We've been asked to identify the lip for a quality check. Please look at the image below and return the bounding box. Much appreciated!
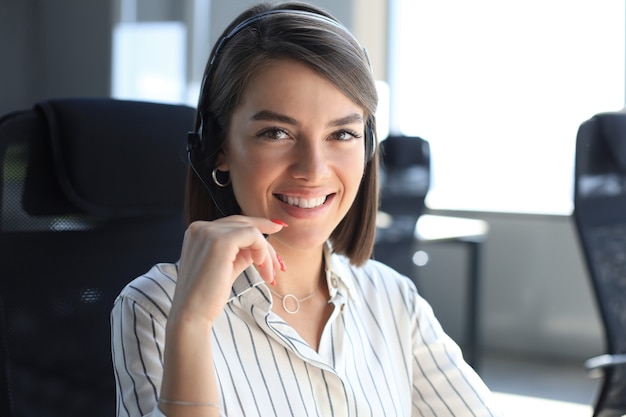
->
[273,192,336,218]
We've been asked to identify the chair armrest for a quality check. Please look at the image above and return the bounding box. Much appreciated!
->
[584,353,626,378]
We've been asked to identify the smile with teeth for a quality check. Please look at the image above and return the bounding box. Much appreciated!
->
[277,194,329,209]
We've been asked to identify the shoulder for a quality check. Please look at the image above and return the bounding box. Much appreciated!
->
[332,254,420,308]
[114,262,178,322]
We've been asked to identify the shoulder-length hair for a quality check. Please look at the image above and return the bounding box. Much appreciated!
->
[185,1,379,266]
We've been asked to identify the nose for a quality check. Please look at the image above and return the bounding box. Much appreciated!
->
[290,138,331,182]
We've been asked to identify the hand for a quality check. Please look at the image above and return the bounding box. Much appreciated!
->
[171,216,286,326]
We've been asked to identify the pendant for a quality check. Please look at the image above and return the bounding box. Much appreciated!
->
[281,294,301,314]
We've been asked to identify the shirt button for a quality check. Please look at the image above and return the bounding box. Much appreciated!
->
[331,276,338,288]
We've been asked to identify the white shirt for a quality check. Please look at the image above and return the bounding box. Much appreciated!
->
[111,244,503,417]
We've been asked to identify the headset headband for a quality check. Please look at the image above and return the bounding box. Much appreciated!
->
[193,7,376,162]
[210,9,371,67]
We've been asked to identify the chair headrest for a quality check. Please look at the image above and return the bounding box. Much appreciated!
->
[380,135,430,170]
[22,98,194,218]
[593,111,626,171]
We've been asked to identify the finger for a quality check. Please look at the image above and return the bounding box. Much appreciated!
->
[233,218,286,282]
[244,232,285,286]
[254,229,286,278]
[262,242,285,284]
[254,218,288,274]
[234,216,287,238]
[182,217,286,286]
[255,256,276,286]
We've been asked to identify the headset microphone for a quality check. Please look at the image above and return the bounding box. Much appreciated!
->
[187,130,228,217]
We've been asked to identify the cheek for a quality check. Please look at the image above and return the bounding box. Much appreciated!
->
[232,154,279,185]
[340,157,366,198]
[346,152,367,181]
[228,159,277,214]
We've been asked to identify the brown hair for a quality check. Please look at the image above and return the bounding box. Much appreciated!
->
[185,1,379,265]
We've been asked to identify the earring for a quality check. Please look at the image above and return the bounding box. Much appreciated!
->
[211,167,231,187]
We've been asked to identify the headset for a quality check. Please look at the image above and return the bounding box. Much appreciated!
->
[187,8,377,216]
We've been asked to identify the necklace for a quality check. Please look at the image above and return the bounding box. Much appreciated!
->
[269,283,321,314]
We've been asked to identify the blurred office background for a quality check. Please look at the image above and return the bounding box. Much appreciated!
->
[2,0,624,414]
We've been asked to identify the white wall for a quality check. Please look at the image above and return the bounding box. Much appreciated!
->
[417,210,603,362]
[0,0,112,115]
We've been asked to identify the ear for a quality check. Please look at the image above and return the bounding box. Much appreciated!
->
[214,149,229,172]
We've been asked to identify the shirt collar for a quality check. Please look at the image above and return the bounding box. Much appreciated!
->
[226,241,360,308]
[323,241,360,307]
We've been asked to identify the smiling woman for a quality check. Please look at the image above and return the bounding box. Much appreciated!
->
[110,2,504,417]
[221,59,366,252]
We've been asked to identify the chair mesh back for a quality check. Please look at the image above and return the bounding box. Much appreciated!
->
[0,98,194,417]
[574,112,626,417]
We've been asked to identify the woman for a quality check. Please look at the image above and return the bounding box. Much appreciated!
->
[111,2,503,416]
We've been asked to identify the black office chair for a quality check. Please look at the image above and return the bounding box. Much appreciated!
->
[374,135,430,279]
[573,110,626,417]
[0,98,194,417]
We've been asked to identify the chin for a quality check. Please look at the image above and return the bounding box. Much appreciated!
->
[277,227,331,251]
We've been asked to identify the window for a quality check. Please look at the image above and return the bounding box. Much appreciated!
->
[389,1,625,214]
[112,22,187,104]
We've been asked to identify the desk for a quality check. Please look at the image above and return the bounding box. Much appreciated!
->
[414,214,489,370]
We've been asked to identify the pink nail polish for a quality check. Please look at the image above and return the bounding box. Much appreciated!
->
[271,219,288,227]
[276,253,286,272]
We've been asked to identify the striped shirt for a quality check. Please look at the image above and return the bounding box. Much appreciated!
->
[111,244,503,417]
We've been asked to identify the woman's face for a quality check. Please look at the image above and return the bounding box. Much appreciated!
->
[218,59,366,251]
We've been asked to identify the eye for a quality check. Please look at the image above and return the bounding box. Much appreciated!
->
[257,127,290,140]
[331,129,362,141]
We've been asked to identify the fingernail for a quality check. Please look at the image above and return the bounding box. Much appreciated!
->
[276,253,286,272]
[271,219,288,227]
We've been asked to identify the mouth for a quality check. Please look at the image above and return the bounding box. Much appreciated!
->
[275,194,331,209]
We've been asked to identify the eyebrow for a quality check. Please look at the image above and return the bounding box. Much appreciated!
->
[250,110,364,128]
[329,113,364,127]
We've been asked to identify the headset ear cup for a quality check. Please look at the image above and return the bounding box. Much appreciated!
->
[188,107,206,158]
[188,111,221,161]
[187,131,202,156]
[366,120,376,161]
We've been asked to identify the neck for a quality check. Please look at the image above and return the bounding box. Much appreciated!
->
[269,242,326,297]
